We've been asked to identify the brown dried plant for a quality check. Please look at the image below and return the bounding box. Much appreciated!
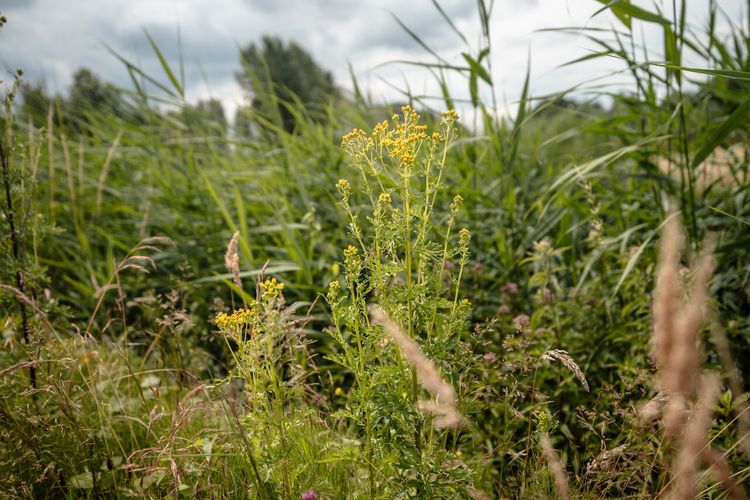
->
[541,434,570,500]
[369,305,462,429]
[652,213,715,437]
[224,231,242,291]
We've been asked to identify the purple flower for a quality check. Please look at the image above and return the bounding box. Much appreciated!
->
[301,490,317,500]
[512,314,530,331]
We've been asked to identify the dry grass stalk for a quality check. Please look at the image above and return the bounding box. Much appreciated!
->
[709,322,750,461]
[369,305,461,428]
[225,231,243,290]
[541,434,570,500]
[95,129,123,213]
[703,447,749,500]
[669,374,719,500]
[652,214,715,437]
[652,214,683,372]
[540,349,589,392]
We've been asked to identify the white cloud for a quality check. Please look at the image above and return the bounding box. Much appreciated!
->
[1,0,745,121]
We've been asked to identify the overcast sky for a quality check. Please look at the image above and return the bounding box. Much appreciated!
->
[0,0,746,119]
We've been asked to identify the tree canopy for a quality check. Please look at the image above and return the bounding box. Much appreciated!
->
[236,36,337,133]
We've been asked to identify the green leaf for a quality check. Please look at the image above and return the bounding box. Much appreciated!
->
[69,472,94,489]
[691,93,750,169]
[462,53,492,85]
[143,29,184,99]
[469,72,478,108]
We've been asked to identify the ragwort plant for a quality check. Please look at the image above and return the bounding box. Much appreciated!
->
[325,106,482,497]
[215,276,354,499]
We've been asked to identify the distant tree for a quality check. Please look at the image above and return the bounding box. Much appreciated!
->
[236,36,337,133]
[19,82,52,129]
[182,98,227,135]
[63,68,130,134]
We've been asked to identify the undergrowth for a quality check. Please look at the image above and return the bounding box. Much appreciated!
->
[2,1,750,498]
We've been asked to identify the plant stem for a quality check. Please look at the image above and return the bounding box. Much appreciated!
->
[1,124,36,389]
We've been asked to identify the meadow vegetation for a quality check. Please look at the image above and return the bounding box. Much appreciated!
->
[1,1,750,497]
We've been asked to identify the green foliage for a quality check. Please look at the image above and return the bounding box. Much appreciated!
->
[325,107,482,496]
[1,1,750,497]
[236,35,338,134]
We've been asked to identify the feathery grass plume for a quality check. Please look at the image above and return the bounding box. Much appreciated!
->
[702,447,749,500]
[541,434,570,500]
[95,129,123,214]
[369,305,461,429]
[652,213,715,437]
[652,213,683,372]
[225,231,243,290]
[669,373,719,500]
[710,322,750,460]
[540,349,589,392]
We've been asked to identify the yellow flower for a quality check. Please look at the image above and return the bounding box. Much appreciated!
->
[334,387,344,396]
[261,277,285,299]
[343,245,359,258]
[215,307,255,329]
[336,179,351,199]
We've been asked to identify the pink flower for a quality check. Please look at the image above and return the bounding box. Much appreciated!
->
[501,282,519,295]
[512,314,530,331]
[482,352,497,362]
[301,490,317,500]
[498,304,511,315]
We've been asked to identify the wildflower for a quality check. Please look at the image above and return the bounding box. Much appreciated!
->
[343,245,361,274]
[327,280,340,301]
[501,282,519,295]
[512,314,530,331]
[336,178,351,202]
[534,239,551,253]
[215,307,254,329]
[260,277,285,300]
[498,304,511,315]
[377,192,391,206]
[442,260,455,271]
[441,110,459,129]
[301,490,317,500]
[450,194,463,214]
[334,387,343,396]
[459,228,471,247]
[454,450,463,459]
[482,352,497,363]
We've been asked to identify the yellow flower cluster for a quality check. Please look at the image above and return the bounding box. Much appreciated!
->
[340,128,372,158]
[379,105,429,166]
[450,194,463,214]
[459,227,471,247]
[340,105,459,169]
[377,192,392,205]
[336,178,351,195]
[343,245,359,259]
[441,109,459,125]
[216,307,254,329]
[261,277,285,299]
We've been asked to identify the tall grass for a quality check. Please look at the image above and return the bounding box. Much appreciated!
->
[1,0,750,497]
